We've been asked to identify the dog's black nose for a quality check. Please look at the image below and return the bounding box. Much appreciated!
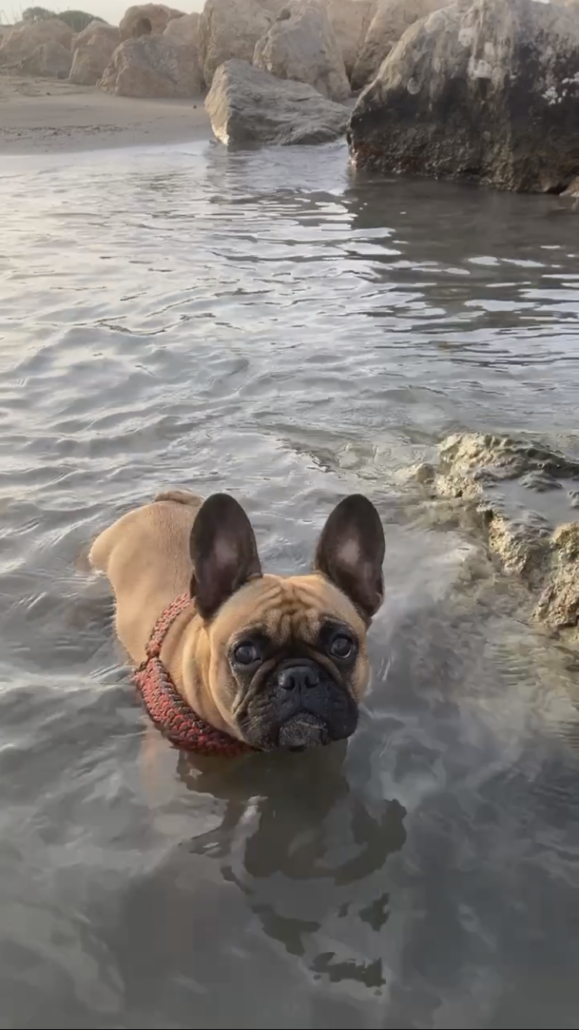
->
[278,664,320,692]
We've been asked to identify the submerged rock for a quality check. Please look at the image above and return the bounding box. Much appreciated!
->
[253,0,351,102]
[99,33,203,96]
[205,57,349,145]
[405,432,579,643]
[348,0,579,193]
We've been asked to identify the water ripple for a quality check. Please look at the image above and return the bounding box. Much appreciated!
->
[0,140,578,1028]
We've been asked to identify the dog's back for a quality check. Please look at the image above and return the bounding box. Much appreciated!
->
[89,490,203,660]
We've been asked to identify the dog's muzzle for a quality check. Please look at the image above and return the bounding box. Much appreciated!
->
[273,658,357,751]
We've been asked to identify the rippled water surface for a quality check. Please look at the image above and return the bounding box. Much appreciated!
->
[1,139,579,1029]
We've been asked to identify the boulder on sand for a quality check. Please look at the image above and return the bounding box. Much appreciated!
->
[322,0,377,81]
[0,18,74,67]
[199,0,273,87]
[205,57,349,146]
[351,0,452,91]
[163,11,200,46]
[254,0,350,102]
[69,23,121,85]
[98,33,203,96]
[348,0,579,193]
[74,21,121,49]
[119,3,186,41]
[17,39,73,78]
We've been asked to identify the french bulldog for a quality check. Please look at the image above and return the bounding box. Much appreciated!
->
[89,489,385,751]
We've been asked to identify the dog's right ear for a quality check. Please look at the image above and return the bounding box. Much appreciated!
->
[189,493,262,620]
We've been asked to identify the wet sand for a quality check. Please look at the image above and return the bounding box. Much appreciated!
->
[0,74,211,154]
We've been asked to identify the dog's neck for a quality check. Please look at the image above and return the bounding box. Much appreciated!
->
[158,605,238,741]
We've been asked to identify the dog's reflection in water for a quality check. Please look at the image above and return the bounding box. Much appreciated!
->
[173,740,406,981]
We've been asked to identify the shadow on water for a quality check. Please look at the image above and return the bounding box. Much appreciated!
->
[0,140,579,1027]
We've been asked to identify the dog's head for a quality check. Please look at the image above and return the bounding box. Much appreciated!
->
[189,493,385,751]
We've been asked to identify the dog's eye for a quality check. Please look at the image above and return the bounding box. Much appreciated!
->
[329,634,355,659]
[233,641,260,666]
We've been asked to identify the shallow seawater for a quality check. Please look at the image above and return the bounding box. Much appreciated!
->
[1,138,579,1029]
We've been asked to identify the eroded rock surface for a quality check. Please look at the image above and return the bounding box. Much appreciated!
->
[404,432,579,642]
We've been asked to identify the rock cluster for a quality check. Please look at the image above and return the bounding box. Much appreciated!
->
[5,0,577,171]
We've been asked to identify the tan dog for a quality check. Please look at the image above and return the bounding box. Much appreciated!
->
[89,489,385,752]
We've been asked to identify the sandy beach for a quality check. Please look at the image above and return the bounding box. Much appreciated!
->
[0,73,212,154]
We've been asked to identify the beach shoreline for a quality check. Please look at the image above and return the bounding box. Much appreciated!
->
[0,74,212,155]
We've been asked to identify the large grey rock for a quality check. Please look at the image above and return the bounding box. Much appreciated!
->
[254,0,350,101]
[350,0,452,90]
[348,0,579,193]
[73,21,121,50]
[322,0,377,80]
[205,57,349,145]
[199,0,274,88]
[98,33,203,96]
[163,11,200,46]
[70,23,121,85]
[405,432,579,643]
[17,39,73,78]
[0,18,74,67]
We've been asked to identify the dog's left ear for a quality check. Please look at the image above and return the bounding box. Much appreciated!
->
[190,493,262,620]
[314,494,385,620]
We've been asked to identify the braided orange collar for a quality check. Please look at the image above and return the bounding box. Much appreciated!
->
[133,594,251,757]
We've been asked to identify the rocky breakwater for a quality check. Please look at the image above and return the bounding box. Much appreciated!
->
[403,433,579,646]
[348,0,579,193]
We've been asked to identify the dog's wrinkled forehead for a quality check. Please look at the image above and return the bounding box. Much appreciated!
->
[208,572,367,646]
